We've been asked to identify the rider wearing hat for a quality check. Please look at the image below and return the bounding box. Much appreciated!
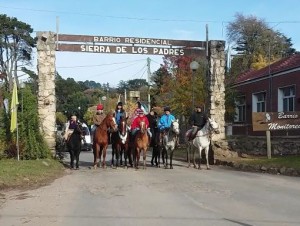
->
[130,109,152,141]
[158,106,176,132]
[188,104,208,141]
[91,104,106,141]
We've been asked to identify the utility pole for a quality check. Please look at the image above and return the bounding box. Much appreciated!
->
[147,57,151,112]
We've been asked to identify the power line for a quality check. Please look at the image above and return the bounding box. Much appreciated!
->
[56,59,146,69]
[2,5,300,24]
[86,61,141,80]
[0,5,222,23]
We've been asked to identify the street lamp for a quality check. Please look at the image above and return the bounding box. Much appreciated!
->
[78,106,81,120]
[190,61,200,109]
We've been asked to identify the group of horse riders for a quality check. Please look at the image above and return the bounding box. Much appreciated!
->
[64,101,208,148]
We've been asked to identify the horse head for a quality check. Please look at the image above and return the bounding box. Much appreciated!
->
[118,117,127,136]
[208,117,220,134]
[105,113,118,132]
[139,120,147,134]
[171,119,180,135]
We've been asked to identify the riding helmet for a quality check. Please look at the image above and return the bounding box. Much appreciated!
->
[97,104,104,110]
[164,106,171,112]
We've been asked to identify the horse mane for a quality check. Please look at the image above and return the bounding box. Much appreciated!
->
[99,113,113,130]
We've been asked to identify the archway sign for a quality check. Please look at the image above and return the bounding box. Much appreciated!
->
[36,32,226,154]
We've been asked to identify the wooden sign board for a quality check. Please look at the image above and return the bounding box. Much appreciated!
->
[252,112,300,131]
[57,34,206,48]
[57,43,206,57]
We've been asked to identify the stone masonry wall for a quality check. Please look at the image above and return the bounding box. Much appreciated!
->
[208,40,226,142]
[36,32,56,154]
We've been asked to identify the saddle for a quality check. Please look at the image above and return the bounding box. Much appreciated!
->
[187,127,200,141]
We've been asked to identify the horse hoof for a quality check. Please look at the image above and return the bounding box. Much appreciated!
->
[207,167,211,170]
[75,167,79,170]
[93,165,97,169]
[170,166,173,169]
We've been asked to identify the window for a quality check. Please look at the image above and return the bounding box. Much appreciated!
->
[278,86,295,112]
[252,92,266,112]
[235,96,246,122]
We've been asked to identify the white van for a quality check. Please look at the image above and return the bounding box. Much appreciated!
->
[81,123,92,151]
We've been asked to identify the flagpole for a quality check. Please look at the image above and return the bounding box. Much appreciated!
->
[16,121,19,161]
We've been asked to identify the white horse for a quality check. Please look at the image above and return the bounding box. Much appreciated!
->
[186,118,219,170]
[161,119,180,169]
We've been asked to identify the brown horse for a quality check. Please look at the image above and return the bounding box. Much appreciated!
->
[93,113,118,169]
[111,117,132,168]
[133,120,150,169]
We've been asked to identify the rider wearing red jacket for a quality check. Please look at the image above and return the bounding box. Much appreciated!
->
[131,109,149,133]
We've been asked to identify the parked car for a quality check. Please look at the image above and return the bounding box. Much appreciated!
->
[81,123,92,151]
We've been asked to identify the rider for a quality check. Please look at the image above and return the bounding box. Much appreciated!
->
[188,105,208,141]
[146,108,158,147]
[158,106,176,133]
[91,104,106,141]
[130,109,151,142]
[114,101,128,127]
[64,114,81,141]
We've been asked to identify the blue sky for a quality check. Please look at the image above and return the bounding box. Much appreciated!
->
[1,0,300,87]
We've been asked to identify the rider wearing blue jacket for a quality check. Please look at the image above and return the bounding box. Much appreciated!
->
[158,106,175,131]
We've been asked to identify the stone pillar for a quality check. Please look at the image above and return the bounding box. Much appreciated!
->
[208,40,226,141]
[36,31,56,154]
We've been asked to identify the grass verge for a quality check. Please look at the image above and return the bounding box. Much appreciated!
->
[0,158,65,190]
[174,146,300,170]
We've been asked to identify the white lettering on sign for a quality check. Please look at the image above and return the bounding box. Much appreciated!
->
[153,47,184,56]
[93,36,121,43]
[268,123,300,130]
[81,45,111,53]
[131,46,148,54]
[80,45,186,56]
[116,46,127,53]
[124,38,171,46]
[278,112,299,119]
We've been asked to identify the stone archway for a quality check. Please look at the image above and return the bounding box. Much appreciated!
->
[36,32,226,154]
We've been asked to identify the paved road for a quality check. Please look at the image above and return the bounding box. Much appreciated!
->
[1,149,300,226]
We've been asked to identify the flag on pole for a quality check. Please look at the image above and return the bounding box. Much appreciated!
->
[10,80,19,133]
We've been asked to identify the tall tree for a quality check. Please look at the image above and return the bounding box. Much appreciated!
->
[0,14,35,90]
[151,56,207,117]
[227,13,296,76]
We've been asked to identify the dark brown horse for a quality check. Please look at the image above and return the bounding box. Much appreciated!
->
[111,117,132,168]
[66,122,84,169]
[93,113,118,169]
[133,120,149,169]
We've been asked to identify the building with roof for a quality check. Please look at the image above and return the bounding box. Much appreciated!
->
[230,53,300,136]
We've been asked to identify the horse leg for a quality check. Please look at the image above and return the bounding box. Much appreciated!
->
[143,148,147,170]
[75,146,81,169]
[205,147,210,170]
[111,145,115,168]
[136,148,140,169]
[187,144,191,168]
[170,149,174,169]
[164,149,168,169]
[128,146,133,167]
[69,147,75,169]
[120,147,123,166]
[157,145,161,168]
[102,146,107,168]
[151,146,155,166]
[93,144,99,169]
[193,147,197,169]
[198,147,202,170]
[116,145,120,168]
